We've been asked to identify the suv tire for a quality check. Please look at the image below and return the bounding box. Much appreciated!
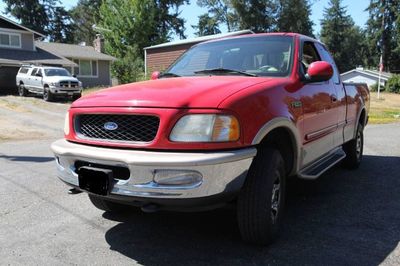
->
[343,123,364,169]
[237,148,286,245]
[43,87,54,102]
[18,83,27,97]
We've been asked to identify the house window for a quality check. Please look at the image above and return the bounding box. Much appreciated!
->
[70,58,98,77]
[0,32,21,48]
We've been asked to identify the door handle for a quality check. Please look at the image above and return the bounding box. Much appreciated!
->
[331,94,337,102]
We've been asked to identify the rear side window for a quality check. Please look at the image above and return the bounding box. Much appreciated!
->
[19,67,29,74]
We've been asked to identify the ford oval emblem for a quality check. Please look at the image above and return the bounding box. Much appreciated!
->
[104,121,118,131]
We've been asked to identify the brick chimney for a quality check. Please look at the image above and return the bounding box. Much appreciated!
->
[93,34,105,53]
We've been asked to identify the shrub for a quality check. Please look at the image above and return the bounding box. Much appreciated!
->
[370,83,378,92]
[386,74,400,94]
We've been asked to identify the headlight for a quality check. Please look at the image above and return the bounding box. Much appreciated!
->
[50,82,57,86]
[64,111,70,135]
[170,114,240,142]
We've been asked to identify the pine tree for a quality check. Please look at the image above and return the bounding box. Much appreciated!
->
[365,0,400,72]
[320,0,366,72]
[70,0,102,45]
[231,0,278,32]
[197,0,237,32]
[193,14,221,36]
[277,0,314,36]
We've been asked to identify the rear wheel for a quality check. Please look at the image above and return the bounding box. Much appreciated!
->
[43,87,53,102]
[18,83,27,97]
[343,123,364,169]
[88,194,127,212]
[237,148,286,245]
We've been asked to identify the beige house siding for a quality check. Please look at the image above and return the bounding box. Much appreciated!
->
[77,60,111,88]
[21,32,34,51]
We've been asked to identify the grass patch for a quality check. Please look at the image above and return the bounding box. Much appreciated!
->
[369,92,400,124]
[82,86,108,96]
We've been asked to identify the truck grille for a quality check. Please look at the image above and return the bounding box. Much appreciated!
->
[75,114,160,143]
[60,81,79,88]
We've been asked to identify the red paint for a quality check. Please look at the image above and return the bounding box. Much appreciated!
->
[307,61,333,82]
[66,33,369,151]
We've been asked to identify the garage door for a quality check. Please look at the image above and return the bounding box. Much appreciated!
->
[0,66,19,90]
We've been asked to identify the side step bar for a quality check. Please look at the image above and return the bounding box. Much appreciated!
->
[298,148,346,180]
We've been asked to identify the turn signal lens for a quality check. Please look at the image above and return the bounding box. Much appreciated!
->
[212,115,240,141]
[63,111,70,136]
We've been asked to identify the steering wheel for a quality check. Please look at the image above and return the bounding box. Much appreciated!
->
[258,65,279,72]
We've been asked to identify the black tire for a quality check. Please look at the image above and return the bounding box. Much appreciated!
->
[342,123,364,169]
[88,194,127,212]
[237,148,286,245]
[18,83,27,97]
[43,87,53,102]
[72,93,81,101]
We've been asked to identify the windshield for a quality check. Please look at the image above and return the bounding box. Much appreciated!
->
[166,35,294,77]
[44,68,71,77]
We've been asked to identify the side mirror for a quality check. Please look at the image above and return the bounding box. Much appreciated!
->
[35,73,42,77]
[150,71,160,80]
[305,61,333,82]
[72,74,77,78]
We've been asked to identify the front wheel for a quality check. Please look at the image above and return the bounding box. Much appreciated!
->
[237,148,286,245]
[43,87,53,102]
[342,123,364,169]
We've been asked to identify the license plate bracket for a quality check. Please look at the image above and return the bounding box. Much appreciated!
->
[78,166,114,196]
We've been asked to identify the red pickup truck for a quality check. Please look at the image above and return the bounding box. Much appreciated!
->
[51,33,369,245]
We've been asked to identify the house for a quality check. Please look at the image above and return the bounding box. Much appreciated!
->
[0,15,115,89]
[143,30,254,76]
[341,67,392,88]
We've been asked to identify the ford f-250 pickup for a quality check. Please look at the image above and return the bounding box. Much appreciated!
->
[51,33,369,245]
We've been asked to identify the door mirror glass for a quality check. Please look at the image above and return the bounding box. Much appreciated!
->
[305,61,333,82]
[150,71,160,80]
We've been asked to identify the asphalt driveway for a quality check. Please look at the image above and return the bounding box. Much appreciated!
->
[0,95,399,265]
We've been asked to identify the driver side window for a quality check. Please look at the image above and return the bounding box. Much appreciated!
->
[301,42,321,74]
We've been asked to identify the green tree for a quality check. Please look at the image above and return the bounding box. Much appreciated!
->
[277,0,314,36]
[70,0,102,45]
[99,0,187,83]
[193,13,221,36]
[197,0,237,32]
[4,0,74,43]
[320,0,366,72]
[365,0,400,72]
[4,0,48,35]
[231,0,278,32]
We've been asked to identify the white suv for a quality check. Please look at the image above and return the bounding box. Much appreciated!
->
[16,65,83,101]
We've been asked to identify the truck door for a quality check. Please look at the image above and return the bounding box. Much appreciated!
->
[300,41,338,166]
[315,43,347,147]
[29,68,40,91]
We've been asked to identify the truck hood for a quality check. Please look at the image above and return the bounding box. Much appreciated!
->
[73,76,274,108]
[46,76,80,83]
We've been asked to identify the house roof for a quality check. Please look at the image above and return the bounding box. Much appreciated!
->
[144,30,254,50]
[35,42,116,61]
[0,47,76,66]
[341,68,392,81]
[0,15,45,38]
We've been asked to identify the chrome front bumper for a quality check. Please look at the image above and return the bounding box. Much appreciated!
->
[51,139,256,200]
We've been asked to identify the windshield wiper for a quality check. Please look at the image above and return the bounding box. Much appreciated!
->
[194,68,257,77]
[158,72,181,78]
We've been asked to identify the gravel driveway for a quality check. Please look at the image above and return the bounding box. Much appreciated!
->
[0,95,399,265]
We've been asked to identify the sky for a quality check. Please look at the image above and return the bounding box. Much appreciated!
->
[0,0,370,40]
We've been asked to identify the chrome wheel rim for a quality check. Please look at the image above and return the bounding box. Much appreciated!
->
[271,173,281,224]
